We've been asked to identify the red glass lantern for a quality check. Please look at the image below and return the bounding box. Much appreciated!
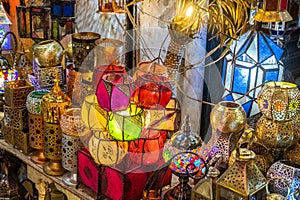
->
[92,65,125,89]
[96,73,135,112]
[132,74,172,109]
[128,129,167,165]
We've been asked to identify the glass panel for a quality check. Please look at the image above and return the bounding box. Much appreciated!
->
[242,100,252,116]
[232,67,249,94]
[265,70,278,81]
[0,25,11,50]
[280,0,288,10]
[16,6,31,38]
[263,34,284,60]
[52,4,62,16]
[63,4,74,16]
[258,33,273,63]
[246,35,258,63]
[266,0,278,11]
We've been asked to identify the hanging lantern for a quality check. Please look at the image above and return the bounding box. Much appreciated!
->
[30,6,51,41]
[16,6,31,38]
[132,74,172,109]
[51,0,76,18]
[97,0,126,13]
[222,29,285,117]
[108,104,144,141]
[41,78,71,176]
[254,0,293,22]
[128,129,166,165]
[81,94,108,131]
[60,108,83,186]
[26,89,50,165]
[257,82,300,121]
[88,130,128,165]
[96,73,135,112]
[267,160,300,199]
[216,146,267,200]
[163,115,207,200]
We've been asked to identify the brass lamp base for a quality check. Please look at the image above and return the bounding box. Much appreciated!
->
[43,160,66,176]
[62,172,77,186]
[30,150,49,165]
[164,177,191,200]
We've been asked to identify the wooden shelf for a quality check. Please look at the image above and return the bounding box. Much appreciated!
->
[0,139,98,200]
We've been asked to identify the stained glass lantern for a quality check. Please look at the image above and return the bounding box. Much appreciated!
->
[51,18,75,40]
[60,108,83,186]
[108,104,144,141]
[92,65,125,90]
[257,82,300,121]
[30,6,51,42]
[97,0,126,13]
[16,6,30,38]
[51,0,75,18]
[96,73,135,112]
[88,130,128,165]
[222,29,285,117]
[163,115,206,200]
[128,129,167,165]
[216,146,267,200]
[254,0,293,22]
[0,25,12,51]
[132,74,172,109]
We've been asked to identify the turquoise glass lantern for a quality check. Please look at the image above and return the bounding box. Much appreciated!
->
[222,30,285,117]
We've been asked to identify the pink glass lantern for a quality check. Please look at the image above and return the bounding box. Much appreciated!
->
[92,65,125,89]
[132,74,172,109]
[96,73,135,112]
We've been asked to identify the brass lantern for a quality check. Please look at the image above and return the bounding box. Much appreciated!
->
[254,0,293,22]
[41,78,72,176]
[216,146,267,200]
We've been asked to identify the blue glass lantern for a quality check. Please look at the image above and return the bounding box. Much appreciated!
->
[222,30,285,117]
[51,0,76,17]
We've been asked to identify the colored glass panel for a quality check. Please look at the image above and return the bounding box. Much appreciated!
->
[232,67,249,94]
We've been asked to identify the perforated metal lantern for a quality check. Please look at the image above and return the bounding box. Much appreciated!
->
[257,82,300,121]
[60,108,83,186]
[216,147,267,200]
[254,0,293,22]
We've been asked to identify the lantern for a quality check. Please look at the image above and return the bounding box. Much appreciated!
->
[283,141,300,165]
[92,64,125,89]
[30,6,51,41]
[60,108,83,186]
[163,115,206,200]
[41,78,71,176]
[266,178,290,200]
[254,0,293,22]
[81,94,108,131]
[88,130,128,165]
[96,73,135,112]
[128,129,166,165]
[216,147,267,200]
[108,104,144,141]
[257,82,300,121]
[26,89,50,165]
[222,30,285,117]
[133,61,168,81]
[16,6,31,38]
[267,160,300,199]
[51,0,76,19]
[132,73,172,109]
[97,0,126,13]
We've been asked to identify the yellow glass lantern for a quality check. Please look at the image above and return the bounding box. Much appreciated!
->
[257,82,300,121]
[41,78,71,176]
[216,146,267,200]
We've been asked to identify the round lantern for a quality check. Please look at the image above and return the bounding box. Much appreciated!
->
[88,130,128,165]
[133,61,168,80]
[60,108,83,186]
[33,40,63,67]
[128,129,167,165]
[210,101,246,135]
[257,82,300,121]
[92,65,125,89]
[96,73,135,112]
[81,94,108,130]
[26,89,50,115]
[132,73,172,109]
[108,104,144,141]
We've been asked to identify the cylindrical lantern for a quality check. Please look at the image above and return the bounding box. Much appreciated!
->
[257,82,300,121]
[133,61,168,81]
[41,79,71,176]
[108,104,144,141]
[88,130,128,165]
[256,116,297,158]
[92,65,125,89]
[26,89,49,165]
[72,32,100,69]
[96,73,135,112]
[61,108,83,186]
[132,74,172,109]
[210,101,246,135]
[81,95,108,131]
[33,40,64,67]
[128,129,166,165]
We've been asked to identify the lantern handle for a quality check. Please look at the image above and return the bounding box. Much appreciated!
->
[266,177,290,198]
[0,31,17,55]
[236,128,256,157]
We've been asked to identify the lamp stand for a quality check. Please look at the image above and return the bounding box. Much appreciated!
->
[164,175,191,200]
